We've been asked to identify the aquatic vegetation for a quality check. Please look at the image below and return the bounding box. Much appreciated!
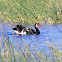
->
[0,22,62,62]
[0,0,62,24]
[0,35,62,62]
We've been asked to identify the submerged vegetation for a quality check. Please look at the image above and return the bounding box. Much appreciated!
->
[0,36,62,62]
[0,0,62,24]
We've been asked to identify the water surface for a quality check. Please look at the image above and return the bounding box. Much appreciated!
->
[0,22,62,56]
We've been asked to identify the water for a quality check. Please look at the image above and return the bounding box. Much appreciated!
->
[0,22,62,56]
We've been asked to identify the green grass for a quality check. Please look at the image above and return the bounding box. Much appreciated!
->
[0,1,62,61]
[0,0,62,24]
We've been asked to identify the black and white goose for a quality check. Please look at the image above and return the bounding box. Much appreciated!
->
[13,23,43,35]
[13,25,26,36]
[26,23,43,35]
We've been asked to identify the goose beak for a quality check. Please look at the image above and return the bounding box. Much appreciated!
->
[37,24,43,27]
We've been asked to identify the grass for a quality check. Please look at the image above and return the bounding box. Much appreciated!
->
[0,0,62,62]
[0,35,62,62]
[0,0,62,24]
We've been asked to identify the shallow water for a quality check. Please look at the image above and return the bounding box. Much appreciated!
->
[0,22,62,55]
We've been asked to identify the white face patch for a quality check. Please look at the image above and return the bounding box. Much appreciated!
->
[36,24,38,27]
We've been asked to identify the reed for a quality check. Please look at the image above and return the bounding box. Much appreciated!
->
[0,35,62,62]
[0,0,62,24]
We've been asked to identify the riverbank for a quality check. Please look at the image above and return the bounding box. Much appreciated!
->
[0,0,62,25]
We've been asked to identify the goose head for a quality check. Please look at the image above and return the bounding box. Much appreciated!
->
[35,23,43,28]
